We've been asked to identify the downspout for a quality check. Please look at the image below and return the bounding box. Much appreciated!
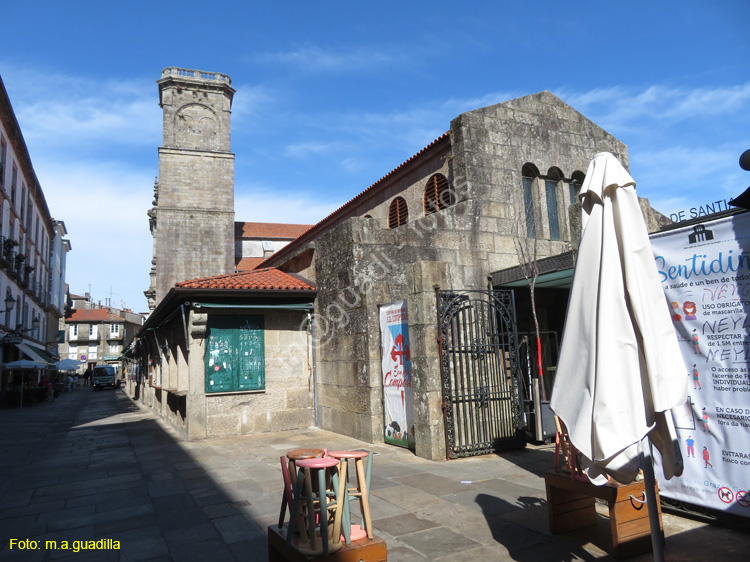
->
[310,312,318,427]
[180,304,189,354]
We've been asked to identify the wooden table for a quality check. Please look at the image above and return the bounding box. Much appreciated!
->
[268,525,387,562]
[544,469,661,559]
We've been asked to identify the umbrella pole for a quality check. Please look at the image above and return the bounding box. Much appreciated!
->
[640,437,664,562]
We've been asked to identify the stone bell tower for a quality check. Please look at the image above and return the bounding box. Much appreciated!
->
[146,67,236,309]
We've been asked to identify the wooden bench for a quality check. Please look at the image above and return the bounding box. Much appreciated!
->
[268,525,387,562]
[544,469,661,559]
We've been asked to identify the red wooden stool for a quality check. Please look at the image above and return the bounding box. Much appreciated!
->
[329,450,374,542]
[285,457,344,556]
[279,448,325,528]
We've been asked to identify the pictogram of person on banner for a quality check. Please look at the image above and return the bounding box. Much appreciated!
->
[685,435,695,458]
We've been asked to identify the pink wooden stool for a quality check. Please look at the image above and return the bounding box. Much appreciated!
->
[329,450,374,542]
[279,448,324,528]
[285,456,344,556]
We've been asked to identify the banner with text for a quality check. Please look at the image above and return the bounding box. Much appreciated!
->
[650,214,750,516]
[380,301,414,449]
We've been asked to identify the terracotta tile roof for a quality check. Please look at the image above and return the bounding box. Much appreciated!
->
[234,222,313,239]
[258,132,450,268]
[235,257,266,271]
[175,267,315,291]
[67,309,123,323]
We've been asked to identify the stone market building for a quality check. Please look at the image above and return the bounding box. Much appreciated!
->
[130,67,667,460]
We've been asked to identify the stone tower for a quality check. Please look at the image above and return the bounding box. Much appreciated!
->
[146,67,236,310]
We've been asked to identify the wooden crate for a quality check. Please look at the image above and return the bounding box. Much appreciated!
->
[544,469,661,559]
[268,525,387,562]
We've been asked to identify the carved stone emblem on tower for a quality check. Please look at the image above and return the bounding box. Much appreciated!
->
[173,104,219,150]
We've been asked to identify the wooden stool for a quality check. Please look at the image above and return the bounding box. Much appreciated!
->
[329,450,373,543]
[544,469,661,559]
[286,457,344,557]
[279,448,325,528]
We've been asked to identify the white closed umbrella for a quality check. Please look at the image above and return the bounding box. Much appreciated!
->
[550,152,687,560]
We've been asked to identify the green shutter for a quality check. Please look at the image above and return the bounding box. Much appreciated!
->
[237,316,264,390]
[205,315,264,393]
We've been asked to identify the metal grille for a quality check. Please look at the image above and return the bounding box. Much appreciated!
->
[437,289,525,458]
[388,197,408,229]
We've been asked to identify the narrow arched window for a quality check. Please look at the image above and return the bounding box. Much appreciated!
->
[388,197,408,229]
[423,174,454,215]
[521,163,540,239]
[569,171,585,203]
[545,167,563,241]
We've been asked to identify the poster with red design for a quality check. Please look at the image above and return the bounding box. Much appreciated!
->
[650,213,750,517]
[380,301,414,449]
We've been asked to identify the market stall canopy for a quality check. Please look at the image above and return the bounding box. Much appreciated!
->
[2,359,48,369]
[55,358,83,371]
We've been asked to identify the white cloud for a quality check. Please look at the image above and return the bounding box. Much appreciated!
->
[3,66,160,153]
[557,84,750,132]
[254,45,403,72]
[235,185,344,225]
[284,141,338,159]
[38,160,153,312]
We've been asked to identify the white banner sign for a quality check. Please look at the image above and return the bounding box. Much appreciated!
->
[651,214,750,517]
[380,301,414,449]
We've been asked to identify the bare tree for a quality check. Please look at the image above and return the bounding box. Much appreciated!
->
[512,182,546,440]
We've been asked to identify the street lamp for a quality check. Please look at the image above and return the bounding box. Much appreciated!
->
[0,295,15,313]
[16,316,40,334]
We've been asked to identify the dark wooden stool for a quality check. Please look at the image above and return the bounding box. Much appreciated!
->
[279,448,325,527]
[544,469,661,559]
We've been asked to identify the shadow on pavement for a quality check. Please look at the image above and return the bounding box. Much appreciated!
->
[0,386,271,561]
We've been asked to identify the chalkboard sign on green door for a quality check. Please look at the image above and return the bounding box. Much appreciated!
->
[205,315,264,393]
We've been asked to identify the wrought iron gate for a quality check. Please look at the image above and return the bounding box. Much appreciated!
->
[437,289,525,458]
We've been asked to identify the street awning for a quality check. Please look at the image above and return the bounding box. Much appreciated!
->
[17,342,54,366]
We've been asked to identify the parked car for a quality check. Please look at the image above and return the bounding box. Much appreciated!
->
[92,365,120,390]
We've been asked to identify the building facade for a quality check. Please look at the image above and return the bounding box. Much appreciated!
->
[0,75,69,406]
[60,293,144,373]
[126,269,315,438]
[235,222,312,272]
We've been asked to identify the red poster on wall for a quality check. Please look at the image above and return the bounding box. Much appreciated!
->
[380,301,414,449]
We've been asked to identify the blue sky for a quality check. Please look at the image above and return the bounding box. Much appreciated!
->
[1,1,748,313]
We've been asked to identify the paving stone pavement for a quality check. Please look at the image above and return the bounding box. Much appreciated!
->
[1,385,748,561]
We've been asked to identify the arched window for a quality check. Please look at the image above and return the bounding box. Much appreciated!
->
[569,170,585,203]
[545,167,563,241]
[4,288,12,328]
[423,174,454,215]
[388,197,408,229]
[521,163,540,238]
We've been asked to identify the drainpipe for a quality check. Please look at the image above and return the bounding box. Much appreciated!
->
[310,312,318,427]
[180,304,189,355]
